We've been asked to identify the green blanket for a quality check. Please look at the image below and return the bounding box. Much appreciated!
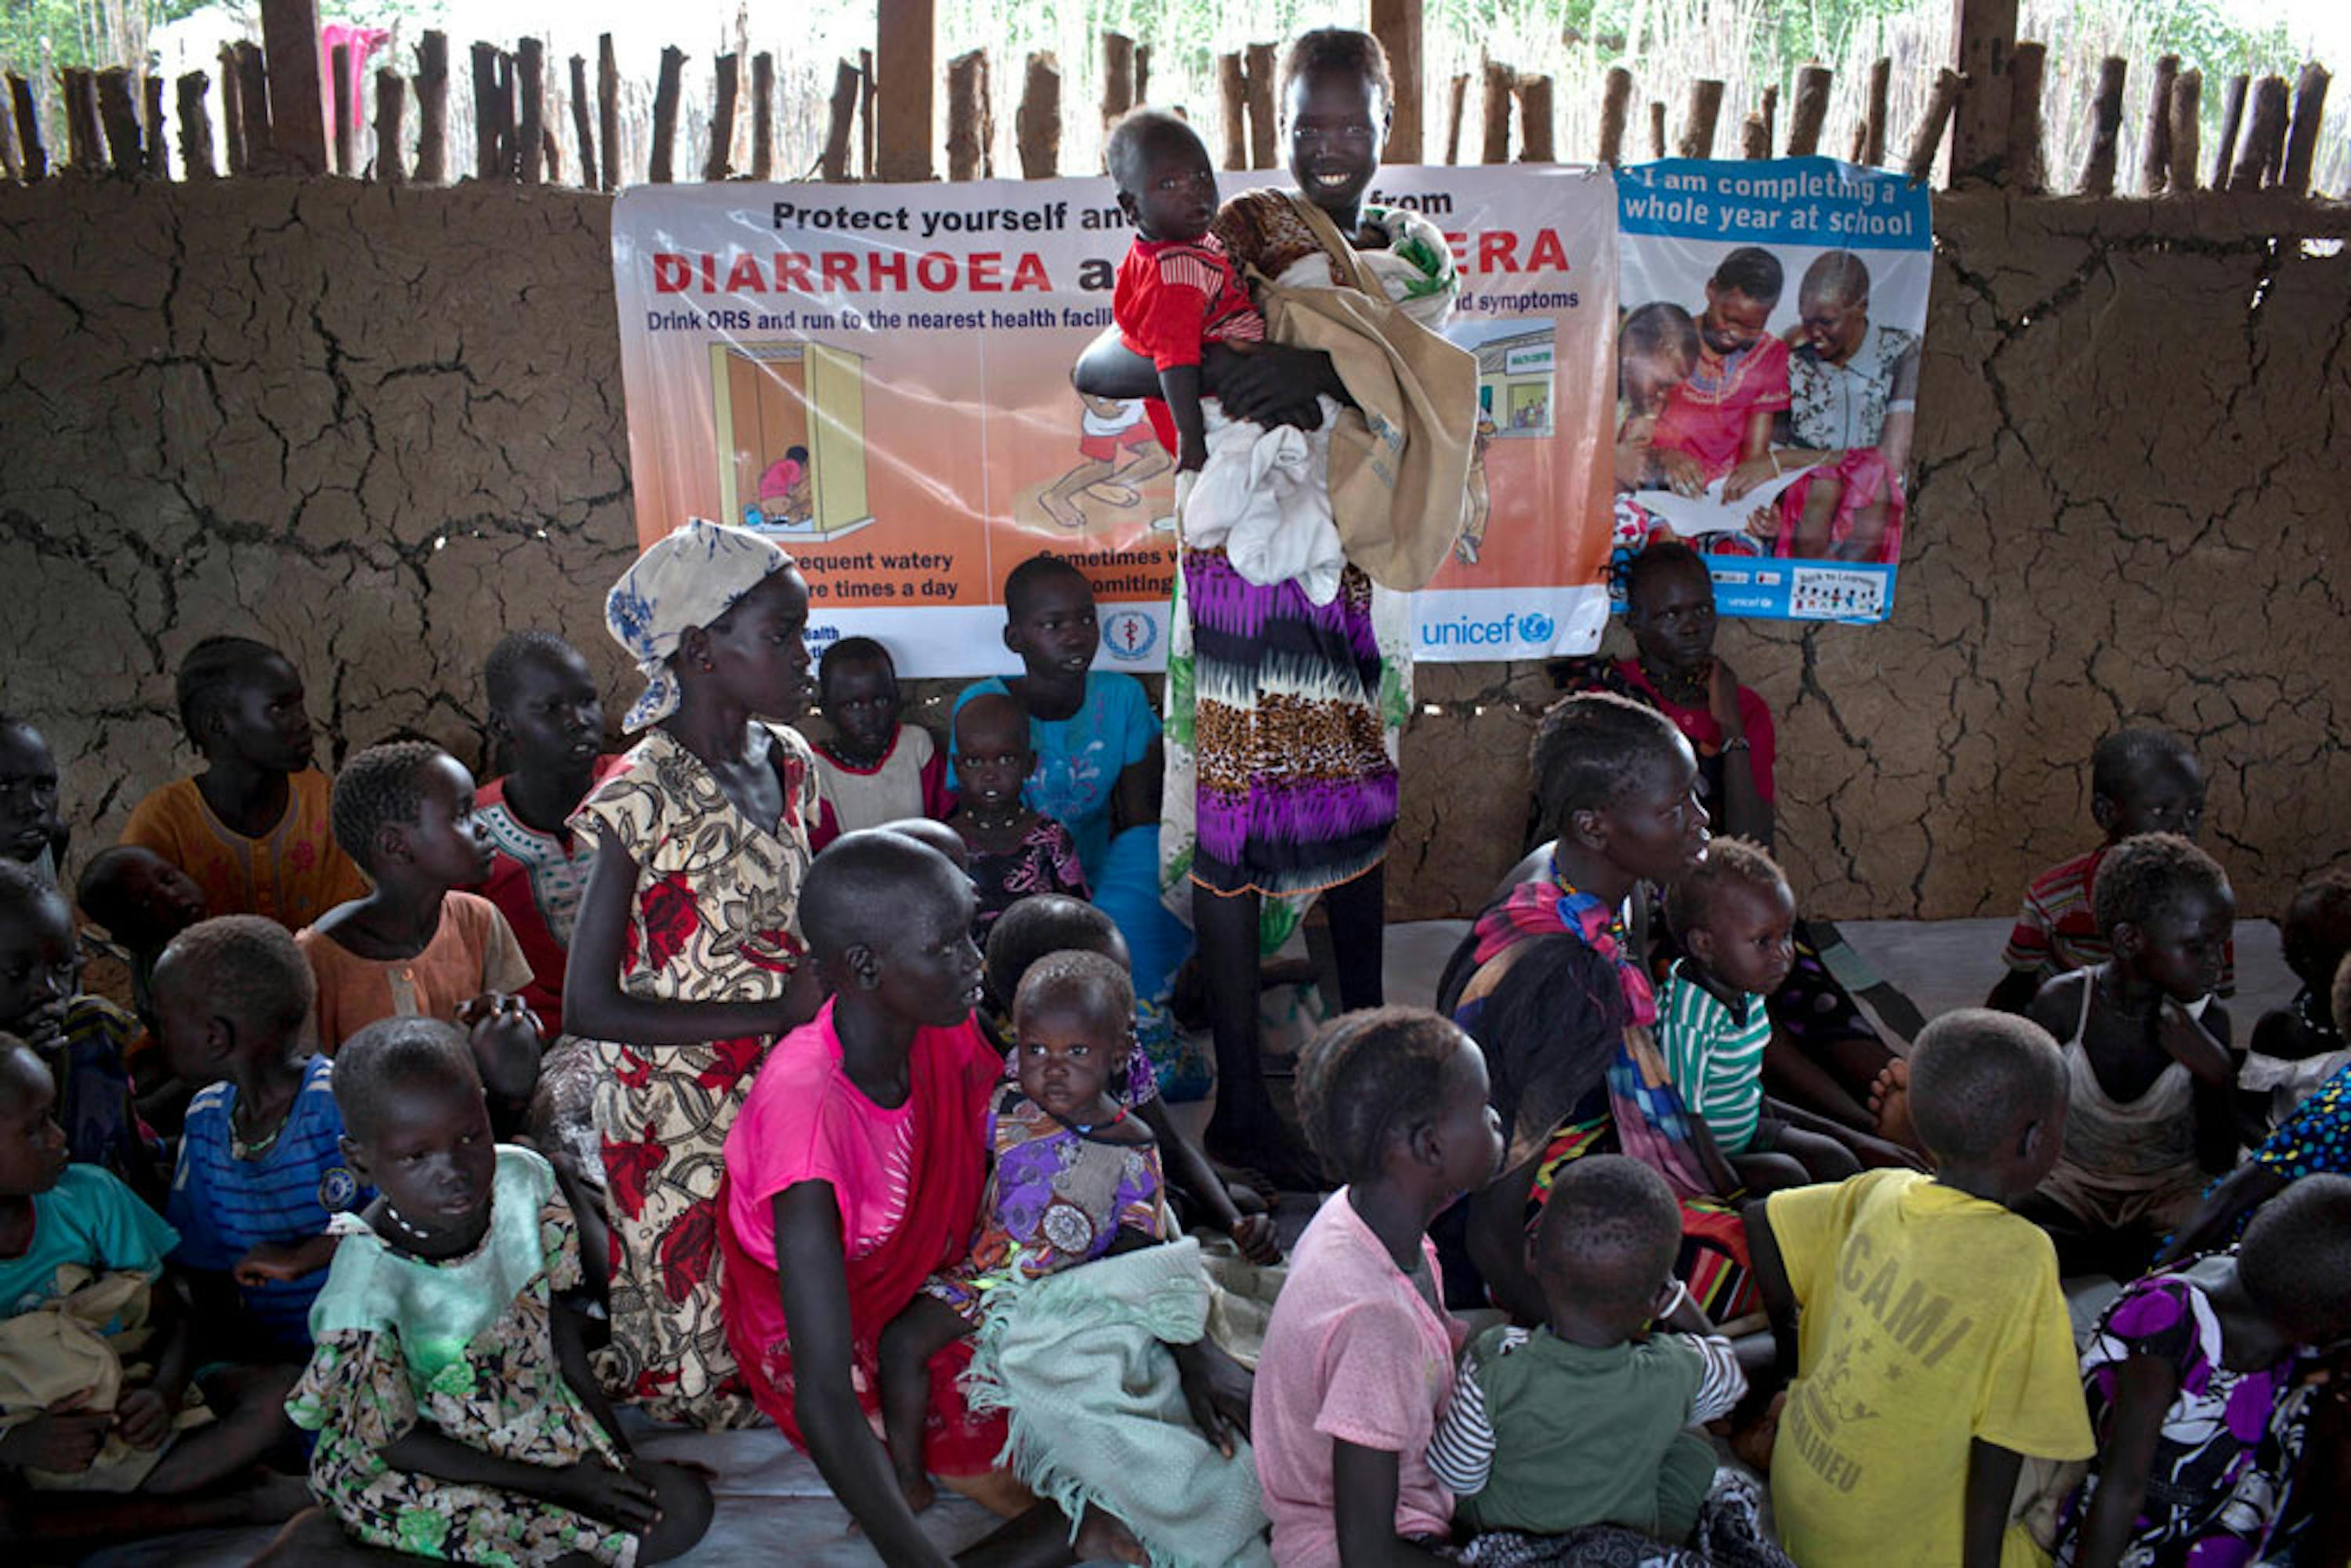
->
[964,1237,1273,1568]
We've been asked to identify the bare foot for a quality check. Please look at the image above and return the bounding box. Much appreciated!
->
[1083,483,1141,505]
[897,1466,937,1514]
[1073,1505,1150,1565]
[1867,1058,1918,1151]
[1728,1390,1786,1477]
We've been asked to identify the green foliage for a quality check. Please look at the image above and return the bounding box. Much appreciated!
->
[2139,0,2292,78]
[2,0,207,73]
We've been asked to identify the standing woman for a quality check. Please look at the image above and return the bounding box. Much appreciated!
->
[1074,28,1465,1181]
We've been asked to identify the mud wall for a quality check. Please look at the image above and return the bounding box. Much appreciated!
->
[2,178,2345,920]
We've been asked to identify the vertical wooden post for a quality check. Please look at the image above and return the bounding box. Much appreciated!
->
[1739,112,1767,159]
[516,38,545,184]
[1217,53,1247,168]
[1480,60,1515,163]
[1135,45,1150,106]
[1676,78,1723,158]
[258,0,329,174]
[569,55,594,186]
[1016,50,1060,178]
[1598,66,1630,164]
[1948,0,2017,183]
[1444,73,1467,163]
[2230,75,2288,190]
[749,52,773,180]
[2166,70,2200,194]
[2004,39,2045,191]
[596,34,618,192]
[2081,56,2125,195]
[2140,53,2177,194]
[947,49,990,181]
[176,71,214,178]
[2211,74,2248,191]
[1244,43,1277,168]
[1848,118,1867,162]
[63,70,103,172]
[374,69,404,182]
[1101,32,1135,129]
[875,0,935,181]
[413,32,447,183]
[2280,63,2330,197]
[1862,56,1891,164]
[472,43,503,178]
[143,73,168,176]
[329,43,354,174]
[702,52,736,182]
[0,96,18,181]
[1786,63,1831,155]
[8,76,43,179]
[820,59,860,180]
[1761,82,1779,150]
[234,42,272,172]
[649,45,684,183]
[1370,0,1422,163]
[95,67,142,172]
[1904,67,1963,184]
[215,47,244,173]
[1519,75,1553,161]
[1646,100,1666,159]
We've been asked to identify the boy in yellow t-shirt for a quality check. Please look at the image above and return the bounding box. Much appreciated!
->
[1750,1009,2095,1568]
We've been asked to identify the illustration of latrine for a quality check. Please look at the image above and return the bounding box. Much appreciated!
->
[712,341,875,540]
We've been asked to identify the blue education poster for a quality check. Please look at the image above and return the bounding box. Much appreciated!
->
[1614,157,1932,622]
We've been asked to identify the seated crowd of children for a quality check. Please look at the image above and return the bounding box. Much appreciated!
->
[5,522,2350,1568]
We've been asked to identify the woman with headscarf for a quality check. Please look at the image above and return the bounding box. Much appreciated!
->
[562,518,827,1428]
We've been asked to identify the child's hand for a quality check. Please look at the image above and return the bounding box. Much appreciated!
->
[1177,439,1209,474]
[0,1394,109,1473]
[1227,1211,1282,1266]
[1655,448,1706,498]
[12,997,70,1053]
[1722,454,1780,502]
[1172,1339,1253,1458]
[114,1386,173,1450]
[553,1456,664,1530]
[462,993,545,1104]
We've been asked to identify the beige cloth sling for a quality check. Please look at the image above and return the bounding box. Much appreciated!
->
[1250,198,1479,592]
[0,1266,212,1491]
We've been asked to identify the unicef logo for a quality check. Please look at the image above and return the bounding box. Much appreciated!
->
[1520,611,1556,644]
[318,1167,360,1212]
[1103,610,1159,661]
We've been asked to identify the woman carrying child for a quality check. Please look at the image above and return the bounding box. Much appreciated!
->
[1074,27,1469,1182]
[563,518,823,1428]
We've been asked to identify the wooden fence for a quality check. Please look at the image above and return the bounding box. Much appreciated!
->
[0,5,2338,201]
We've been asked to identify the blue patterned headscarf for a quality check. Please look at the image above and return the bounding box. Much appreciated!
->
[604,518,796,730]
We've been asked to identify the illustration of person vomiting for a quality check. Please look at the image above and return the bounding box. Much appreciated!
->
[1767,251,1919,563]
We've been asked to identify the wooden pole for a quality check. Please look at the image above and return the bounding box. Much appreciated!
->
[95,67,141,172]
[2081,56,2125,195]
[2140,53,2177,194]
[258,0,328,174]
[374,68,404,182]
[1904,67,1963,184]
[1244,43,1277,168]
[234,42,272,172]
[749,52,773,180]
[2211,73,2248,191]
[2004,39,2045,191]
[143,72,168,176]
[8,75,43,179]
[498,51,517,177]
[414,32,447,183]
[569,55,594,187]
[329,43,354,175]
[1761,82,1779,150]
[1785,63,1831,155]
[860,48,876,177]
[1444,73,1468,163]
[875,0,935,181]
[515,38,545,184]
[1016,50,1060,178]
[820,58,859,180]
[1480,60,1516,163]
[1739,111,1766,159]
[1948,0,2017,183]
[1676,78,1723,158]
[649,45,683,183]
[176,71,214,178]
[1597,66,1630,164]
[596,34,618,191]
[63,70,103,172]
[215,47,243,173]
[1100,32,1135,129]
[542,128,561,183]
[1862,56,1891,164]
[1647,100,1666,159]
[0,96,17,181]
[947,49,991,180]
[2230,74,2288,190]
[1848,117,1866,161]
[1135,45,1149,106]
[1370,0,1423,163]
[1217,53,1247,168]
[472,43,503,179]
[2281,63,2330,197]
[1519,74,1554,161]
[2165,69,2200,194]
[702,51,736,181]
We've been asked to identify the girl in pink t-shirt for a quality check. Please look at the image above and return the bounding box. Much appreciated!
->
[1252,1008,1505,1568]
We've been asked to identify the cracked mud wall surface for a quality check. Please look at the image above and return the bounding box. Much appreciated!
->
[2,181,2344,921]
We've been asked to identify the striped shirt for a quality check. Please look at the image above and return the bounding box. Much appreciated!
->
[1658,962,1771,1156]
[167,1055,370,1345]
[2002,846,2236,994]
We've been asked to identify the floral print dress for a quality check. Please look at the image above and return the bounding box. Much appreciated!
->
[570,722,818,1427]
[288,1146,639,1566]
